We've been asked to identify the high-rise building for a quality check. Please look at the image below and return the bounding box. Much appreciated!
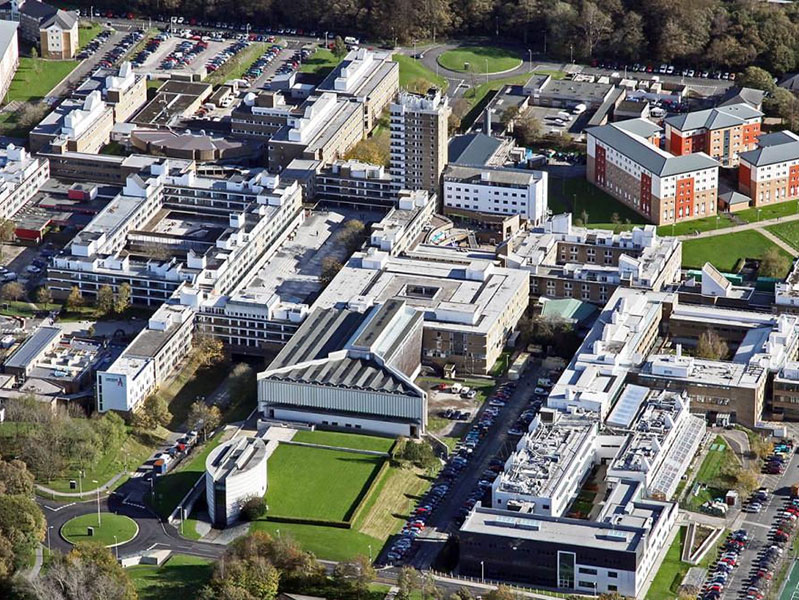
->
[389,89,450,195]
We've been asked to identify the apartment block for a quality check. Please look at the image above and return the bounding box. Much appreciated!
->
[664,103,762,167]
[0,144,49,221]
[587,119,719,225]
[389,90,450,195]
[738,130,799,208]
[316,159,395,209]
[503,214,682,304]
[317,48,399,131]
[442,165,548,224]
[29,91,114,154]
[0,0,77,59]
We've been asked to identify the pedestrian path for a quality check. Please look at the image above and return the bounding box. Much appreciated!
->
[758,227,799,257]
[36,471,126,498]
[678,212,799,241]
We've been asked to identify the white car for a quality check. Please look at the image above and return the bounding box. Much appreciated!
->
[25,265,41,274]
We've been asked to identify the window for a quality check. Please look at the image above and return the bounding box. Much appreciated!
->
[578,568,597,575]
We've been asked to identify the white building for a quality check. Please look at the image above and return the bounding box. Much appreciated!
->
[0,144,50,221]
[206,436,268,527]
[442,165,548,223]
[0,21,18,102]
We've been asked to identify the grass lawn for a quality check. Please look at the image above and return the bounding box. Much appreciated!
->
[681,230,791,274]
[151,431,227,518]
[43,428,162,494]
[128,554,213,600]
[78,23,103,49]
[206,42,266,85]
[684,435,739,512]
[646,527,687,600]
[657,213,737,237]
[99,141,128,156]
[438,46,521,74]
[61,513,138,547]
[299,48,341,77]
[767,221,799,251]
[290,430,394,453]
[7,58,78,101]
[157,360,227,429]
[736,200,799,223]
[266,444,383,521]
[553,178,647,229]
[392,54,448,91]
[250,519,380,562]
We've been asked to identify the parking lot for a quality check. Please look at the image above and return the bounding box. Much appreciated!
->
[133,35,228,75]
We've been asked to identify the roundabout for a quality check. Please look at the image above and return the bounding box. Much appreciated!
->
[61,512,139,547]
[437,46,522,74]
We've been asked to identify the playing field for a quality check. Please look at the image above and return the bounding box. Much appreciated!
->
[266,444,384,521]
[437,46,521,74]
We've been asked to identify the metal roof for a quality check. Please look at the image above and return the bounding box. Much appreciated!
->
[740,137,799,167]
[664,103,762,131]
[448,133,503,166]
[4,326,61,370]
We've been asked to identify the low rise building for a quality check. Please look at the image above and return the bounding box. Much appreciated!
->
[131,80,213,128]
[369,189,435,256]
[0,21,18,103]
[73,61,148,123]
[230,91,297,140]
[442,165,548,224]
[258,299,428,437]
[316,160,395,209]
[664,103,762,167]
[587,119,719,225]
[0,143,50,221]
[738,130,799,208]
[29,91,114,154]
[206,436,268,527]
[523,74,615,109]
[502,214,682,304]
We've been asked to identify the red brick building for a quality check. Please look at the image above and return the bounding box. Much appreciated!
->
[739,130,799,208]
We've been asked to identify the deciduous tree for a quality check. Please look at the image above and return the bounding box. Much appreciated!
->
[696,329,728,361]
[0,282,24,301]
[95,285,114,315]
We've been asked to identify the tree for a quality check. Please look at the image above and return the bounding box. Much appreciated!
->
[321,257,344,286]
[337,219,366,253]
[191,334,225,370]
[765,88,799,130]
[30,542,136,600]
[759,247,790,278]
[577,0,612,58]
[345,137,389,166]
[15,102,49,130]
[0,455,34,496]
[332,36,348,57]
[0,494,45,578]
[396,438,439,470]
[0,282,24,302]
[95,285,114,315]
[240,496,267,521]
[34,286,52,308]
[188,401,222,440]
[114,282,131,314]
[736,66,776,93]
[500,106,520,127]
[0,219,14,263]
[65,285,83,311]
[397,567,420,600]
[512,112,543,146]
[201,555,280,600]
[30,46,37,61]
[736,466,759,495]
[332,555,375,600]
[696,329,728,360]
[485,586,517,600]
[144,394,171,427]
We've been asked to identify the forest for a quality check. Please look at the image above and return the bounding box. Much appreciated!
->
[74,0,799,75]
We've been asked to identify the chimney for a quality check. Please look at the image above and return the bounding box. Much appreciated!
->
[484,108,492,134]
[676,344,682,358]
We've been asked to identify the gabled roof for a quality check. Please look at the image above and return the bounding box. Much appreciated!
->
[19,0,57,20]
[448,133,502,166]
[587,119,718,177]
[718,87,765,109]
[42,8,77,30]
[740,138,799,167]
[664,103,762,132]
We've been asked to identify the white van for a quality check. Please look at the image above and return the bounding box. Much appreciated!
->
[557,111,571,120]
[344,36,360,46]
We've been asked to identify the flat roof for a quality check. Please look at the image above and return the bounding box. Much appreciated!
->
[4,326,61,370]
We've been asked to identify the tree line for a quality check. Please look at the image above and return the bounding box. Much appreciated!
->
[76,0,799,74]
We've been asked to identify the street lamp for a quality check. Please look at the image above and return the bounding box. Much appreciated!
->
[47,525,53,553]
[368,544,372,562]
[485,58,489,84]
[92,480,101,527]
[113,535,119,561]
[527,49,532,73]
[480,560,485,583]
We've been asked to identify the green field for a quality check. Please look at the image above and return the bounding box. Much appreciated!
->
[552,177,647,229]
[61,513,138,547]
[736,200,799,223]
[299,48,341,77]
[128,554,213,600]
[7,58,79,101]
[151,431,227,518]
[250,520,381,562]
[438,46,521,74]
[266,444,383,521]
[767,221,799,251]
[646,527,689,600]
[681,230,791,273]
[290,430,394,453]
[78,23,103,49]
[392,54,448,91]
[657,213,737,237]
[684,436,738,511]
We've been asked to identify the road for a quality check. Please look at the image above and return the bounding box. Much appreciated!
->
[409,363,542,569]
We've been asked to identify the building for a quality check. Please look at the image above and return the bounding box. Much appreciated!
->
[29,91,114,154]
[0,143,49,221]
[258,300,428,437]
[389,90,450,195]
[316,48,399,131]
[523,73,616,109]
[664,103,762,167]
[73,62,148,123]
[0,21,18,102]
[587,119,719,225]
[205,436,268,527]
[503,214,683,304]
[442,165,548,224]
[130,129,261,163]
[96,303,194,413]
[131,80,213,128]
[738,130,799,208]
[231,91,297,140]
[369,189,435,256]
[314,249,530,374]
[0,0,77,59]
[316,160,395,209]
[268,92,365,172]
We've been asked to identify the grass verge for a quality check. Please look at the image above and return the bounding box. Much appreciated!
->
[289,430,394,453]
[392,54,448,90]
[128,554,213,600]
[7,58,78,101]
[438,46,521,74]
[681,230,792,274]
[61,513,137,547]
